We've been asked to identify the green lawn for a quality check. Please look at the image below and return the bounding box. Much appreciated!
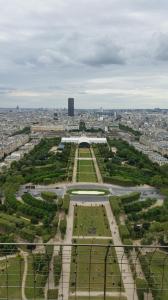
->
[0,256,24,300]
[77,173,98,182]
[143,251,168,300]
[79,148,92,158]
[70,239,123,292]
[77,160,97,182]
[73,206,111,236]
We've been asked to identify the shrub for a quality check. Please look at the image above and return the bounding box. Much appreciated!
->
[57,197,63,209]
[54,253,62,285]
[59,217,67,239]
[121,192,140,204]
[109,196,121,216]
[41,191,57,201]
[62,194,70,214]
[123,239,133,252]
[103,176,134,186]
[119,224,130,241]
[47,289,58,300]
[136,278,149,300]
[0,218,14,233]
[20,227,35,242]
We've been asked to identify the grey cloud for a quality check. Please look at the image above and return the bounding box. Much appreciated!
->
[0,87,16,94]
[0,0,168,108]
[155,34,168,61]
[80,41,125,66]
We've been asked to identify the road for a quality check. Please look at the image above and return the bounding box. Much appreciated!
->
[20,182,163,202]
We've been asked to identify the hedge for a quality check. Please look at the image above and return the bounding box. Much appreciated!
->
[20,227,35,242]
[47,289,58,300]
[62,194,70,214]
[119,224,130,241]
[59,217,67,239]
[109,196,121,216]
[41,191,57,201]
[120,192,141,204]
[54,253,62,286]
[103,175,135,186]
[136,278,149,300]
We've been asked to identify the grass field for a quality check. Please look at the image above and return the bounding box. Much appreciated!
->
[70,239,123,292]
[77,160,97,182]
[144,251,168,300]
[0,256,23,299]
[79,148,92,158]
[73,206,111,236]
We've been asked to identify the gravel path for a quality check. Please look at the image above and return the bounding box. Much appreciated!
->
[58,202,74,300]
[70,291,127,297]
[90,147,103,183]
[72,148,78,183]
[21,251,28,300]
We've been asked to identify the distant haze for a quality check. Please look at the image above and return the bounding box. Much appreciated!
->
[0,0,168,108]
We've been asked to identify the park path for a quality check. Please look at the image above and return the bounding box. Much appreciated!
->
[72,147,78,183]
[21,251,28,300]
[105,202,138,300]
[90,147,103,183]
[0,254,17,261]
[58,202,74,300]
[72,236,112,239]
[77,157,94,160]
[70,291,127,297]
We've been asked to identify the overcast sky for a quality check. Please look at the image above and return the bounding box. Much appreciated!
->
[0,0,168,108]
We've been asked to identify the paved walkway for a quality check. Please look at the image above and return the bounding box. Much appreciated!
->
[72,147,78,183]
[0,254,17,261]
[77,157,95,160]
[21,251,28,300]
[90,147,103,183]
[70,291,127,297]
[58,202,74,300]
[73,236,112,239]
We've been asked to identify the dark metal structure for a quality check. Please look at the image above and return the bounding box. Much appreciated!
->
[0,243,168,300]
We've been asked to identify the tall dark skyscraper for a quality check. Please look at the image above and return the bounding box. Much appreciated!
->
[68,98,74,116]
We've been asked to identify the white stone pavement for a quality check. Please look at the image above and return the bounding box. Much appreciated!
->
[73,236,112,240]
[70,291,127,297]
[72,148,78,183]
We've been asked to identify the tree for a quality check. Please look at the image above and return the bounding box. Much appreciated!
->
[150,175,163,187]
